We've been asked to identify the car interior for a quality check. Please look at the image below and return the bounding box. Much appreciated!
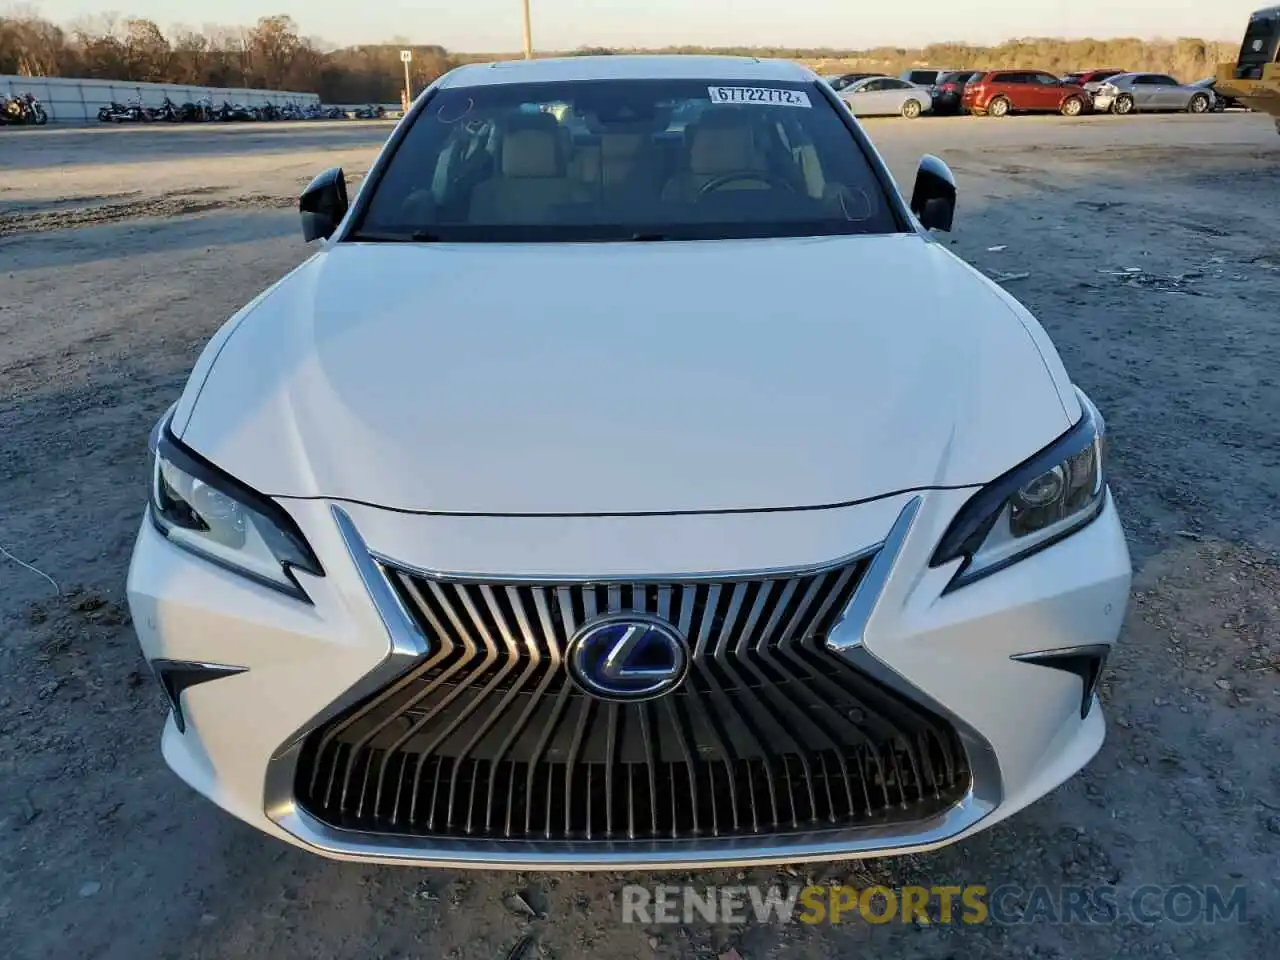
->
[458,107,830,222]
[368,86,885,233]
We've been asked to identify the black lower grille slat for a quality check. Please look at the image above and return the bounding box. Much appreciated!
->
[295,554,972,843]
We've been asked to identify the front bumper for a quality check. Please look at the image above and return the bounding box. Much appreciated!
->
[1092,95,1117,111]
[127,488,1131,869]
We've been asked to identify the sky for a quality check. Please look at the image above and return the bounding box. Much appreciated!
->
[21,0,1263,51]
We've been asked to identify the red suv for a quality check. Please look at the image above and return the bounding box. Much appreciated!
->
[963,70,1090,117]
[1064,68,1126,90]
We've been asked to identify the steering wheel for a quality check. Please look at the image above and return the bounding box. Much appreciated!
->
[696,171,797,199]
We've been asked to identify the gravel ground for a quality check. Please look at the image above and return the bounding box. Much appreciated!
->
[0,114,1277,959]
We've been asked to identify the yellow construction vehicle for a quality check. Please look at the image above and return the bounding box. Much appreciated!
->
[1217,5,1280,134]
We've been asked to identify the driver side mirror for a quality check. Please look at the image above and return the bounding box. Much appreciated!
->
[300,167,349,242]
[910,155,956,232]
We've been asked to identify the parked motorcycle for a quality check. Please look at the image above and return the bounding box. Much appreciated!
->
[126,98,152,122]
[98,101,131,122]
[2,93,48,125]
[152,97,182,122]
[86,94,326,126]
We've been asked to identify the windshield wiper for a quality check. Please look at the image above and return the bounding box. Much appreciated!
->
[346,229,442,243]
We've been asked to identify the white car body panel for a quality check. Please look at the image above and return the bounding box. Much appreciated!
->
[441,55,822,89]
[127,485,1131,868]
[179,235,1073,515]
[128,53,1132,870]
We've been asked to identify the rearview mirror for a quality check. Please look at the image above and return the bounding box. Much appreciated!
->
[300,167,349,242]
[910,155,956,232]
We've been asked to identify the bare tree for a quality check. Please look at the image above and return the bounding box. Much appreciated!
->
[244,14,302,88]
[122,18,170,81]
[0,11,68,76]
[168,27,209,85]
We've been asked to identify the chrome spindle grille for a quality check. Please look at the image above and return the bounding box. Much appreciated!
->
[296,558,971,843]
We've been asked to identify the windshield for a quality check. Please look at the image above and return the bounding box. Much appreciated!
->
[1239,13,1280,65]
[353,78,900,243]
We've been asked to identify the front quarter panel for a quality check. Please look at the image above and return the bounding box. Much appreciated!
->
[935,247,1081,423]
[841,486,1131,817]
[170,257,321,437]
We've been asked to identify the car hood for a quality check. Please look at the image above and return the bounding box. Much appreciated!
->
[177,234,1078,515]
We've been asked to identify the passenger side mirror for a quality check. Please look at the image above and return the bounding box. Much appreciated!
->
[910,155,956,232]
[300,167,349,242]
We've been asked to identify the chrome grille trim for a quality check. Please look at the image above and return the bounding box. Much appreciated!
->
[263,499,1004,869]
[293,507,972,844]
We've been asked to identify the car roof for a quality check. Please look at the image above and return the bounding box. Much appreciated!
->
[437,55,817,89]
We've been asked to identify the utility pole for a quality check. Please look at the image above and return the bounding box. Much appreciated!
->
[522,0,533,59]
[400,49,413,113]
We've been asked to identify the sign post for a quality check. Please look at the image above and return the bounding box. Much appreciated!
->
[400,49,413,113]
[522,0,533,59]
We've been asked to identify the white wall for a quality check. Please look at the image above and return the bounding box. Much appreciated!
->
[0,75,320,123]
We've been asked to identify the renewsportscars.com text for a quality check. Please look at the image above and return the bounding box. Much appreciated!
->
[620,884,1248,926]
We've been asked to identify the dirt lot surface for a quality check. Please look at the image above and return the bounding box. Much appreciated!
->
[1,113,1278,959]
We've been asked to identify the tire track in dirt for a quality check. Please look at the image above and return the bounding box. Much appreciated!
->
[0,190,296,236]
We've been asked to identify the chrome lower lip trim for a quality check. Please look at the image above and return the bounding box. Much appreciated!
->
[263,499,1002,869]
[267,793,992,870]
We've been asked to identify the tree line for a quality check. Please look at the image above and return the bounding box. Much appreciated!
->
[0,12,455,102]
[578,38,1240,83]
[1,10,1241,103]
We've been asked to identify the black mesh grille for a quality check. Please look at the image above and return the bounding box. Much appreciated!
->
[295,559,971,842]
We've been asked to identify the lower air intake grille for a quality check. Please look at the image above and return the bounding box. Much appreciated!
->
[295,559,971,843]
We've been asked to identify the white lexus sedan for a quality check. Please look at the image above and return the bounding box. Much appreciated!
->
[127,55,1132,870]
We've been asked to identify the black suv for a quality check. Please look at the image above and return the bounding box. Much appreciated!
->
[932,70,985,114]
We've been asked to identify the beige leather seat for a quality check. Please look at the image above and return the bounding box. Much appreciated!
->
[469,114,578,223]
[663,111,770,202]
[569,132,654,197]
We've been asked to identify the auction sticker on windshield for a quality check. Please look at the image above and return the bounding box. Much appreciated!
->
[708,86,812,107]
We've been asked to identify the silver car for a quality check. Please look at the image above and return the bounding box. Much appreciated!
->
[840,76,933,118]
[1092,73,1215,114]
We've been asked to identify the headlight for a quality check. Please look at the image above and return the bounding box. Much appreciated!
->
[931,391,1107,592]
[149,416,322,599]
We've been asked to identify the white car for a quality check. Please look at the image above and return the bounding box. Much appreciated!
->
[127,54,1132,870]
[841,75,934,118]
